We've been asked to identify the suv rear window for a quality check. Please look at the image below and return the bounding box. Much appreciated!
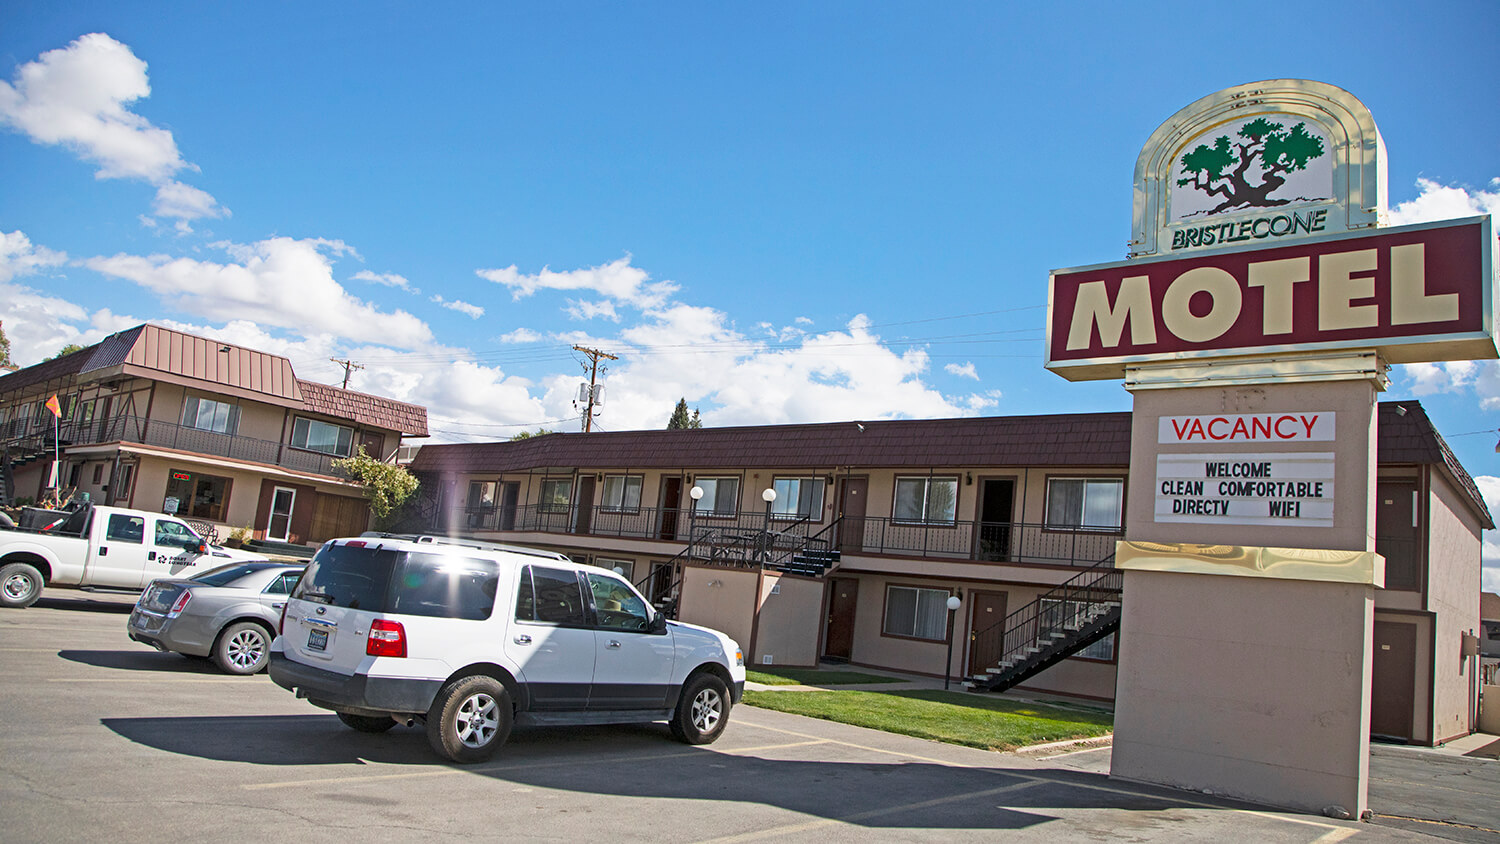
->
[294,544,500,620]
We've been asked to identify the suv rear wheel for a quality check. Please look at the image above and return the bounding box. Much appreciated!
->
[427,675,513,763]
[670,672,730,745]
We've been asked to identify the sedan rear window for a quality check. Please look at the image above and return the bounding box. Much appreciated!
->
[295,543,500,619]
[191,562,274,586]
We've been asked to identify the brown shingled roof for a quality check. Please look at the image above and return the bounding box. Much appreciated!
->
[297,379,429,437]
[410,411,1134,474]
[1482,592,1500,622]
[1379,401,1493,530]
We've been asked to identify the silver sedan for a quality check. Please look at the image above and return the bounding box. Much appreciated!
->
[128,562,304,674]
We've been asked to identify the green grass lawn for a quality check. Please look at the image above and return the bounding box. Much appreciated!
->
[745,667,904,686]
[742,688,1113,752]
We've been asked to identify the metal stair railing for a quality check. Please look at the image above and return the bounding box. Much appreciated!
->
[966,555,1122,693]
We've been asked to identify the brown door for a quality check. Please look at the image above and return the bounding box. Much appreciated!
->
[358,431,385,460]
[823,577,859,661]
[1371,620,1417,741]
[837,477,868,551]
[966,591,1009,675]
[574,476,595,534]
[659,476,682,540]
[1376,480,1421,591]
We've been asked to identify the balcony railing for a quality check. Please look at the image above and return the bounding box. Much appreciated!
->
[2,414,350,479]
[454,502,1119,568]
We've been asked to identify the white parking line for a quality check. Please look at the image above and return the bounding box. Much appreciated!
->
[47,677,256,683]
[242,739,830,791]
[696,780,1045,843]
[735,720,1353,837]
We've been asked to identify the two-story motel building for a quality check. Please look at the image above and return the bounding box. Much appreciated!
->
[409,400,1490,747]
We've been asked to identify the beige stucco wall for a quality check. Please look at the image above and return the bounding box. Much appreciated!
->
[753,574,823,667]
[678,565,756,654]
[1425,470,1484,742]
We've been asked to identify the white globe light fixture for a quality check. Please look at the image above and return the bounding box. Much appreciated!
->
[689,486,705,501]
[761,488,777,503]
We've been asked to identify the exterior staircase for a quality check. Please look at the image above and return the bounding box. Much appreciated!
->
[965,557,1122,693]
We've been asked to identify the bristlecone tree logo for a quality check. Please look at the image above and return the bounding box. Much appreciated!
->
[1170,116,1331,220]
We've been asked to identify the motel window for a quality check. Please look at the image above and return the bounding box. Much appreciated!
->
[164,469,232,522]
[76,398,96,426]
[594,557,636,581]
[1040,599,1116,660]
[883,585,951,641]
[182,395,240,435]
[601,475,643,512]
[1045,478,1123,531]
[772,477,825,520]
[893,476,958,525]
[539,478,574,514]
[692,477,741,516]
[467,481,498,510]
[291,417,354,457]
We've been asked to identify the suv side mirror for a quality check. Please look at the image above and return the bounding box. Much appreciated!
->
[648,612,668,635]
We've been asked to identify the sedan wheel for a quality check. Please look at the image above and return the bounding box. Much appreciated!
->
[214,621,271,674]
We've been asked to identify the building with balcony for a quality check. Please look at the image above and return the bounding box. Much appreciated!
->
[409,400,1491,746]
[0,324,429,545]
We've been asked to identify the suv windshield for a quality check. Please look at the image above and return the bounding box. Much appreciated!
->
[294,543,500,620]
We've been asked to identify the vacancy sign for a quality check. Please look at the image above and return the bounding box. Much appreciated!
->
[1047,216,1496,380]
[1156,452,1335,526]
[1159,412,1334,444]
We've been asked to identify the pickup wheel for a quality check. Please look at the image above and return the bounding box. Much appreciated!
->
[670,672,730,745]
[426,676,512,763]
[0,562,44,609]
[213,621,271,674]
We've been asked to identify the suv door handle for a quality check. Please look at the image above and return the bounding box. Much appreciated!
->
[514,634,532,645]
[606,640,621,649]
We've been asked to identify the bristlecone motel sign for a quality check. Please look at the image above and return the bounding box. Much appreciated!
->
[1046,83,1497,382]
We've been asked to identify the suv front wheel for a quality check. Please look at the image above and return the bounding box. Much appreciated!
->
[670,672,730,745]
[427,675,513,763]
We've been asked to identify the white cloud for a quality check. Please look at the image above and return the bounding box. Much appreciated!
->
[477,255,678,309]
[432,295,485,319]
[497,328,542,344]
[1477,476,1500,593]
[566,299,619,322]
[0,34,224,228]
[84,237,434,349]
[0,230,67,283]
[152,181,228,223]
[1388,178,1500,227]
[795,317,814,326]
[354,270,416,293]
[945,361,979,380]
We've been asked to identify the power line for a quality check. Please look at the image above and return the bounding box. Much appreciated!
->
[573,345,617,433]
[329,357,364,388]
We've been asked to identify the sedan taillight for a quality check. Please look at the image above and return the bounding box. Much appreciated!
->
[167,591,191,618]
[367,619,406,658]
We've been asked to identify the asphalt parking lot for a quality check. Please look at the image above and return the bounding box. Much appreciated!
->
[0,592,1491,843]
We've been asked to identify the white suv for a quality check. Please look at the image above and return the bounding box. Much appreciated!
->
[268,535,745,763]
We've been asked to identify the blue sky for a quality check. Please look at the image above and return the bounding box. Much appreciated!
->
[2,3,1499,585]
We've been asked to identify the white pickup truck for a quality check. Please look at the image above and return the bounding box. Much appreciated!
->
[0,504,267,608]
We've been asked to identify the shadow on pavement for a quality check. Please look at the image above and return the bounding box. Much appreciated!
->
[59,648,226,674]
[100,713,1285,833]
[34,595,135,614]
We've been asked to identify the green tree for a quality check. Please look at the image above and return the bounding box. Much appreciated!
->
[332,446,420,530]
[42,343,86,362]
[509,428,555,441]
[0,321,12,369]
[667,398,702,429]
[1176,119,1325,213]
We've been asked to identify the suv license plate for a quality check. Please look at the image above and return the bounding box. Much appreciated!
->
[307,629,329,651]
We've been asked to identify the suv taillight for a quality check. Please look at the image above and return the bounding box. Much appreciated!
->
[367,619,406,658]
[278,601,289,635]
[167,591,192,618]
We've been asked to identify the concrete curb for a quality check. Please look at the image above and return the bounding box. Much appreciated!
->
[1014,734,1115,755]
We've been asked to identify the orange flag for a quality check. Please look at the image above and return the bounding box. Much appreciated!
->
[44,394,61,418]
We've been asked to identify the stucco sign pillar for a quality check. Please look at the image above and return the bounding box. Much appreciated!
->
[1046,79,1497,816]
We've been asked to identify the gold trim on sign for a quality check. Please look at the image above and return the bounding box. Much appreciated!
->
[1115,541,1384,586]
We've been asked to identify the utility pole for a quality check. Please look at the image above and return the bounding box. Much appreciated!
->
[572,345,618,433]
[330,357,364,389]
